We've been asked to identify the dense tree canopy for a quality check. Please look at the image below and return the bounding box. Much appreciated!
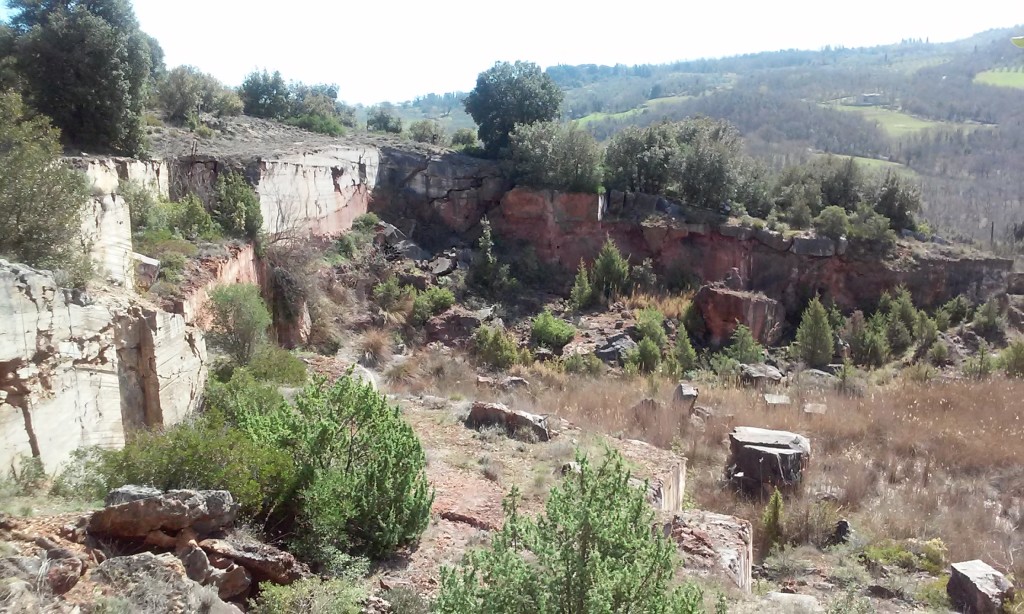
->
[509,121,602,192]
[239,69,291,119]
[464,61,563,156]
[6,0,155,154]
[0,91,90,282]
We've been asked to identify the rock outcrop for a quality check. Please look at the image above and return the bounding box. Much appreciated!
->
[694,284,785,346]
[465,402,551,442]
[948,560,1015,613]
[727,427,811,494]
[0,261,206,472]
[664,511,753,593]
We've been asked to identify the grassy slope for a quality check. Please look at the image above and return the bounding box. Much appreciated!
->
[973,68,1024,89]
[827,104,986,137]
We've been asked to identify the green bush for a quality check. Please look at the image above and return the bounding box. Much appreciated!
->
[963,341,995,380]
[885,315,913,354]
[409,119,447,146]
[121,180,159,233]
[352,212,380,233]
[213,172,263,240]
[366,105,403,133]
[561,352,604,376]
[625,337,662,374]
[473,325,526,369]
[95,411,298,519]
[848,203,896,250]
[531,310,576,351]
[889,286,918,335]
[915,313,939,350]
[247,345,307,386]
[666,332,698,376]
[285,113,346,136]
[591,238,630,301]
[436,452,707,614]
[213,89,244,117]
[943,295,972,326]
[634,308,668,349]
[928,340,950,366]
[170,194,216,240]
[934,308,951,332]
[569,259,595,310]
[468,218,516,297]
[973,299,1005,340]
[761,487,785,554]
[794,297,834,368]
[250,577,365,614]
[207,284,272,365]
[860,328,891,368]
[1001,339,1024,377]
[813,205,850,240]
[725,325,764,364]
[509,121,602,192]
[450,128,478,149]
[373,277,416,321]
[411,286,455,326]
[291,376,433,559]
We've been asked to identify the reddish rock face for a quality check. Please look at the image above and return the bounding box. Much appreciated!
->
[489,188,1012,317]
[693,285,785,346]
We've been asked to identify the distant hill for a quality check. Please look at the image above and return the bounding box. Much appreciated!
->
[397,27,1024,242]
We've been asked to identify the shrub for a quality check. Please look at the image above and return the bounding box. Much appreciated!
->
[468,218,515,297]
[916,313,939,350]
[885,314,913,354]
[569,259,595,310]
[473,325,526,369]
[634,307,668,349]
[383,587,431,614]
[293,376,433,559]
[121,180,159,232]
[973,299,1005,340]
[372,277,416,324]
[625,337,662,374]
[794,297,834,368]
[285,113,346,136]
[813,205,850,240]
[1001,339,1024,377]
[247,345,307,386]
[962,341,995,380]
[450,128,478,149]
[725,325,764,364]
[860,328,891,368]
[169,194,216,240]
[629,258,658,294]
[95,411,298,520]
[928,340,950,366]
[411,286,456,326]
[366,105,402,133]
[934,308,951,332]
[250,577,365,614]
[561,352,604,376]
[409,119,447,145]
[214,172,263,240]
[762,487,785,554]
[0,91,91,278]
[213,89,244,117]
[435,452,706,614]
[207,284,272,365]
[351,212,380,233]
[668,332,698,376]
[889,286,918,334]
[848,202,896,249]
[591,238,630,302]
[531,310,576,351]
[943,295,972,325]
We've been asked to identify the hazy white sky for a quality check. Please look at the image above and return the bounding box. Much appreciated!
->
[131,0,1021,104]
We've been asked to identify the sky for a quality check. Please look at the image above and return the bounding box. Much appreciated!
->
[128,1,1021,104]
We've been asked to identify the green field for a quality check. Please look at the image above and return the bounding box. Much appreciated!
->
[827,104,986,138]
[815,153,918,178]
[974,69,1024,89]
[576,95,692,126]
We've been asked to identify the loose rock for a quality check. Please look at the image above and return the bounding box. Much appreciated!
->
[948,559,1015,614]
[465,401,551,442]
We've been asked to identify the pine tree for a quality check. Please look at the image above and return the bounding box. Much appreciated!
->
[761,487,785,554]
[570,259,594,310]
[591,238,630,302]
[725,325,764,364]
[794,297,834,368]
[672,332,698,374]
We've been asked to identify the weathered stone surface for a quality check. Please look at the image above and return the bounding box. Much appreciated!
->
[430,256,457,277]
[1009,272,1024,295]
[739,363,783,386]
[672,383,699,411]
[664,510,753,593]
[694,284,784,347]
[0,262,207,473]
[728,427,811,493]
[791,235,836,257]
[199,537,308,585]
[763,393,791,407]
[595,332,638,365]
[426,306,484,346]
[948,559,1015,613]
[89,489,239,538]
[614,438,687,513]
[793,368,838,389]
[209,563,252,600]
[133,252,160,289]
[802,403,828,416]
[753,228,793,252]
[93,552,242,614]
[465,402,550,442]
[105,485,163,506]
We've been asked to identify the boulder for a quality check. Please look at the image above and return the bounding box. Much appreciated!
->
[132,252,160,289]
[425,306,484,345]
[753,228,793,252]
[763,393,791,407]
[790,235,836,257]
[93,552,242,614]
[738,363,783,386]
[199,538,308,585]
[595,332,638,365]
[430,256,457,277]
[727,427,811,494]
[948,560,1015,613]
[465,401,551,442]
[664,511,753,593]
[89,489,239,538]
[672,383,699,411]
[105,484,163,506]
[693,284,785,347]
[793,369,838,390]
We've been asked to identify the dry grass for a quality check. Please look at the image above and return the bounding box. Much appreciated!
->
[622,292,693,320]
[358,329,392,367]
[461,366,1024,570]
